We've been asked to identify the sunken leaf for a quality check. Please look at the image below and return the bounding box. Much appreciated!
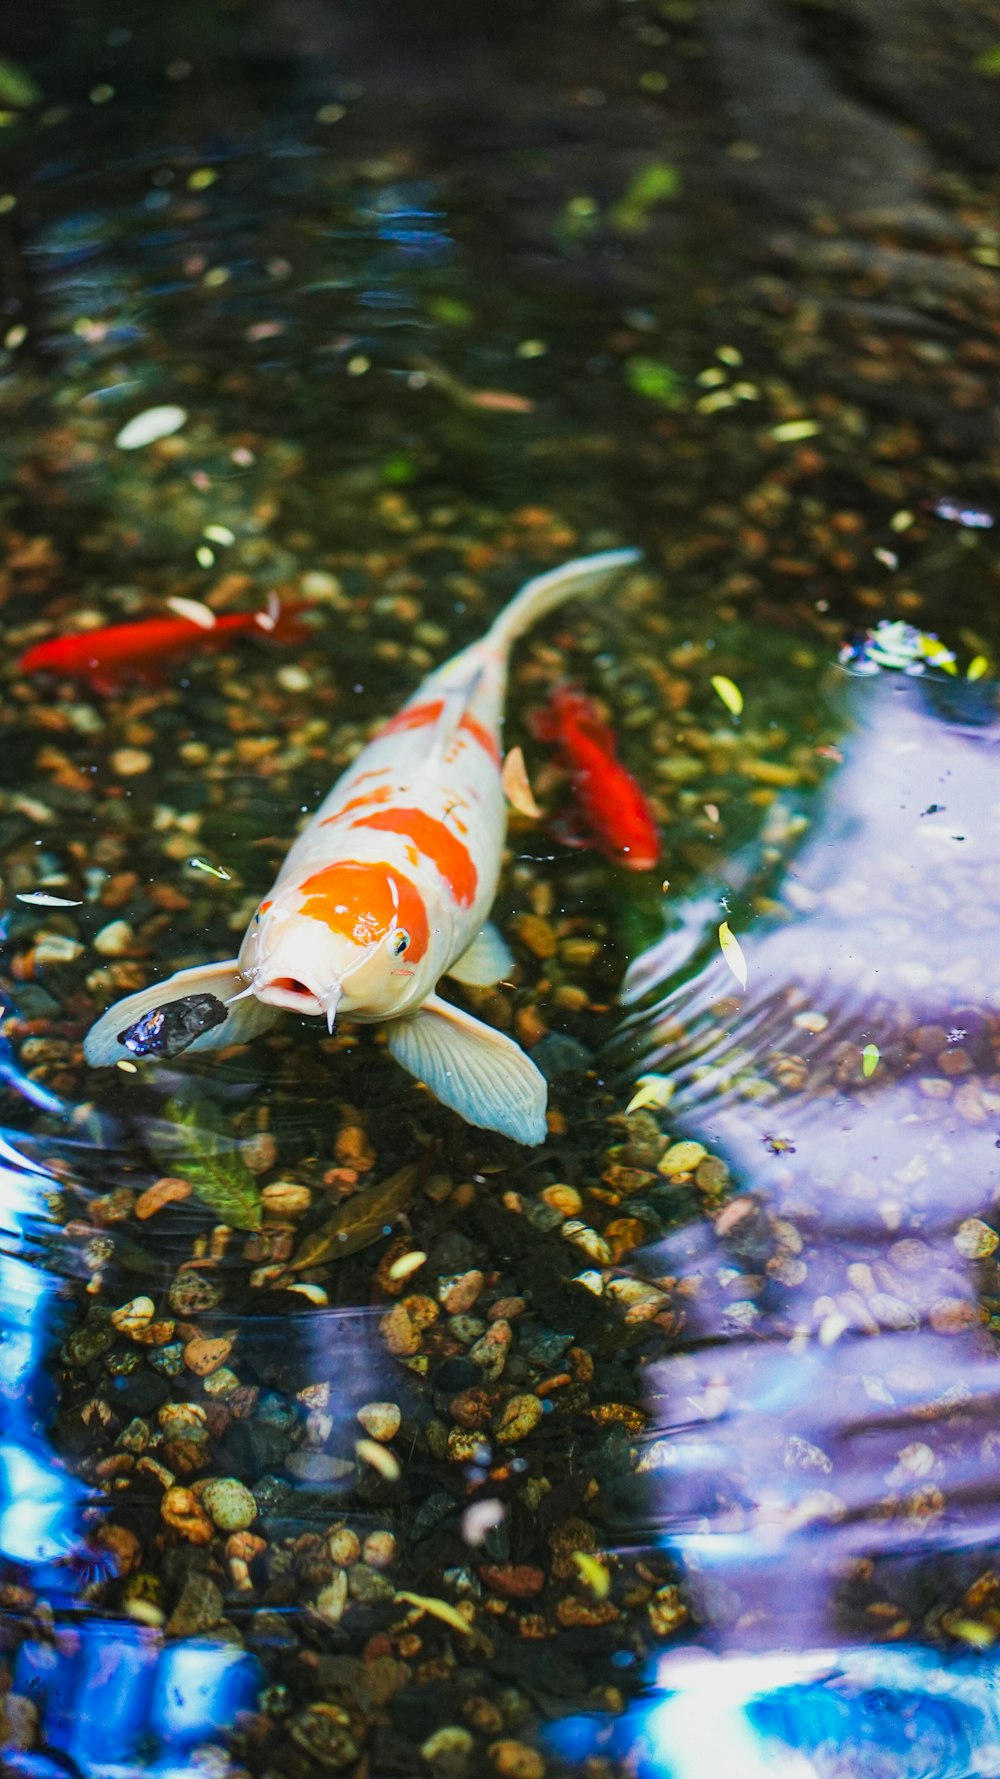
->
[289,1161,421,1270]
[148,1097,263,1231]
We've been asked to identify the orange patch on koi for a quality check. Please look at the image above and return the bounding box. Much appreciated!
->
[320,786,394,825]
[351,808,479,906]
[379,698,444,739]
[458,712,502,765]
[297,861,429,961]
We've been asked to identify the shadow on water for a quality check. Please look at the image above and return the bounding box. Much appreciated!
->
[554,671,1000,1775]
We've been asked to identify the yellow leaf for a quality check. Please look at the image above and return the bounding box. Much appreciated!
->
[572,1551,611,1599]
[862,1043,879,1078]
[968,655,989,681]
[711,675,743,717]
[356,1438,401,1481]
[395,1590,474,1635]
[718,920,747,989]
[626,1074,675,1115]
[501,745,542,819]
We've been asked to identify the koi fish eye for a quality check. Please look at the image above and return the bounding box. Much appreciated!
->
[393,931,410,956]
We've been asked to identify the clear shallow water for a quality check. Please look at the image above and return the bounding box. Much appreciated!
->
[2,1,1000,1774]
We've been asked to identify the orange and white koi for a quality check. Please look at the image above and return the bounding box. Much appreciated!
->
[83,549,640,1144]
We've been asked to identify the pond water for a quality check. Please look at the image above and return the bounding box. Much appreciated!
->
[2,2,1000,1775]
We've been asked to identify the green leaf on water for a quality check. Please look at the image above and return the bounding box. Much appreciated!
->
[148,1097,262,1231]
[0,58,41,109]
[624,355,683,407]
[718,920,747,990]
[711,674,744,717]
[972,45,1000,74]
[613,162,681,232]
[862,1044,880,1079]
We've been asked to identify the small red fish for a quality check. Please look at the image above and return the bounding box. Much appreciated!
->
[19,600,309,696]
[529,684,660,870]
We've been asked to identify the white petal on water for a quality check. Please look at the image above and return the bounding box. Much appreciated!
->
[16,891,83,907]
[115,405,188,450]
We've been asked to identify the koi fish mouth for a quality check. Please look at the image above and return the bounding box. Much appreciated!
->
[235,974,343,1031]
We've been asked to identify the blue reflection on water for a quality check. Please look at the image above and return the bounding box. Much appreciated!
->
[583,673,1000,1779]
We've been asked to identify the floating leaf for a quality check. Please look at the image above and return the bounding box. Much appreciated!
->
[626,1073,675,1115]
[968,655,989,681]
[186,856,232,881]
[166,596,217,629]
[147,1097,262,1230]
[767,419,821,442]
[501,745,542,819]
[624,355,682,407]
[115,405,188,451]
[0,58,42,109]
[289,1161,421,1270]
[613,162,681,232]
[718,920,747,989]
[388,1249,427,1282]
[16,891,82,907]
[356,1438,401,1481]
[711,675,743,717]
[572,1551,611,1599]
[862,1043,880,1079]
[395,1591,473,1636]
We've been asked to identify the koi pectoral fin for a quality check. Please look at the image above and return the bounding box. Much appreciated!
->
[83,960,279,1067]
[386,994,547,1146]
[446,922,515,988]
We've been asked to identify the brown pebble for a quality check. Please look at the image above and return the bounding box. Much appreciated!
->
[110,747,153,777]
[494,1393,543,1444]
[379,1303,421,1357]
[440,1269,485,1314]
[488,1739,546,1779]
[160,1485,213,1545]
[509,913,557,959]
[479,1563,545,1599]
[135,1176,192,1219]
[183,1336,233,1376]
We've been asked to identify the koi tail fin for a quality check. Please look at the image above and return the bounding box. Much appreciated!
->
[485,548,641,658]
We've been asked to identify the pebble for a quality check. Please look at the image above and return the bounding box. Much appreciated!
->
[658,1140,708,1177]
[363,1528,397,1568]
[183,1336,233,1376]
[648,1583,689,1636]
[488,1740,546,1779]
[954,1218,999,1260]
[160,1485,213,1544]
[202,1476,257,1532]
[110,747,153,777]
[478,1563,544,1599]
[110,1296,155,1337]
[422,1727,475,1775]
[93,919,135,956]
[468,1319,512,1380]
[166,1571,224,1638]
[170,1266,225,1323]
[540,1184,582,1217]
[286,1451,354,1483]
[328,1526,362,1565]
[314,1569,349,1625]
[380,1302,422,1357]
[440,1269,484,1313]
[261,1179,312,1218]
[137,1177,193,1221]
[509,913,558,959]
[494,1393,543,1444]
[290,1703,359,1770]
[357,1400,402,1442]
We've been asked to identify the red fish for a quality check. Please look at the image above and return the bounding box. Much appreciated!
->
[19,600,309,696]
[529,684,660,871]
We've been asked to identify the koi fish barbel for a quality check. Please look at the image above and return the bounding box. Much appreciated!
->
[83,550,641,1144]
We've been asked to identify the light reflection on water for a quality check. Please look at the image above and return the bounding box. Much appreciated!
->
[579,672,1000,1776]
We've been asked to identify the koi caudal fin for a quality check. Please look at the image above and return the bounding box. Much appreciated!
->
[485,548,641,657]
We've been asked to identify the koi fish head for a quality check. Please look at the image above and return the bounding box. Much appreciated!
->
[237,862,431,1028]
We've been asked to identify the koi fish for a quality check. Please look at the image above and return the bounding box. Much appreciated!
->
[83,550,640,1144]
[19,600,308,696]
[529,685,659,871]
